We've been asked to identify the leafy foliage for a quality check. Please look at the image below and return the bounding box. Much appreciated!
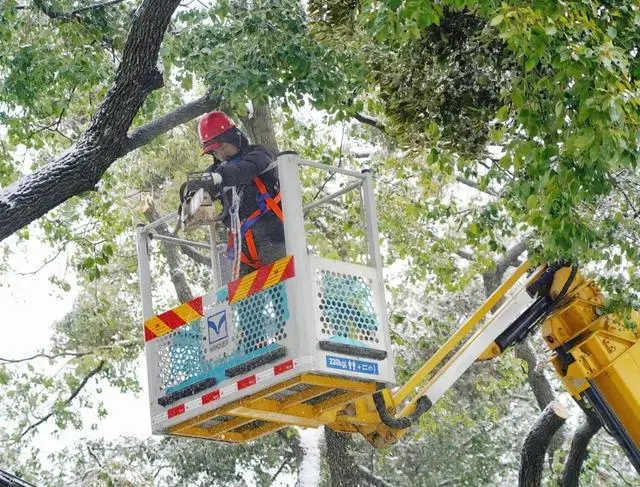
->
[2,0,640,485]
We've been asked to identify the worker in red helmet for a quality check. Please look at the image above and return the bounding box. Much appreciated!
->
[198,111,285,278]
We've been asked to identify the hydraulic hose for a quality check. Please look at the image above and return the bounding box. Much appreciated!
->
[373,391,432,430]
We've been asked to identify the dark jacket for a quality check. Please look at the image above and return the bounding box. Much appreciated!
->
[206,145,285,246]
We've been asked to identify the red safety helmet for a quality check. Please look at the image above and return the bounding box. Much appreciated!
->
[198,111,236,154]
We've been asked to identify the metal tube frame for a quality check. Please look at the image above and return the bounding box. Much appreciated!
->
[298,158,367,179]
[137,155,383,327]
[149,233,212,250]
[141,211,179,234]
[303,180,362,214]
[136,224,154,321]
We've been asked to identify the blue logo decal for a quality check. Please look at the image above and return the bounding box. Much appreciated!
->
[207,310,228,344]
[326,355,379,375]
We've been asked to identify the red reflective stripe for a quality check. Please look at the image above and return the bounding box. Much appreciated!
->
[167,404,185,418]
[201,390,220,405]
[238,375,256,390]
[274,360,294,375]
[248,264,272,296]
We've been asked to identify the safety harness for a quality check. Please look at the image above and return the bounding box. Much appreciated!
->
[226,163,283,276]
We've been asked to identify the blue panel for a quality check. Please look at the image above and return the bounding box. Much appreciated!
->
[157,282,290,396]
[326,355,379,375]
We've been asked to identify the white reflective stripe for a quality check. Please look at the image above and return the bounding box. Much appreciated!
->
[152,357,311,427]
[424,286,535,405]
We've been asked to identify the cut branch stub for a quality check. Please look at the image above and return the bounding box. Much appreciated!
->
[519,401,569,487]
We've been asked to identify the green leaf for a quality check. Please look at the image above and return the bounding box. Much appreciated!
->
[490,14,504,27]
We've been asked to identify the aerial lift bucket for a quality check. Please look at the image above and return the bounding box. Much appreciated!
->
[136,153,396,442]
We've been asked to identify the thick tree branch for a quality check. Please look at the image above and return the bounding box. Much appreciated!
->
[123,93,220,154]
[357,465,393,487]
[519,401,568,487]
[495,237,529,275]
[457,237,528,274]
[561,410,602,487]
[0,0,182,242]
[353,112,386,133]
[19,360,106,438]
[324,426,364,487]
[514,342,555,410]
[180,244,211,267]
[29,0,126,19]
[240,99,279,154]
[515,340,566,468]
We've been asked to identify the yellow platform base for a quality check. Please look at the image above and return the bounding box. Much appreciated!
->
[167,373,378,443]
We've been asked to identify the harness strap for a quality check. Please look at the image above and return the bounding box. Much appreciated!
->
[245,229,260,263]
[252,176,284,221]
[226,172,283,270]
[226,232,262,269]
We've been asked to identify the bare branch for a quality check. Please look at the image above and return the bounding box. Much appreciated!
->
[562,409,602,487]
[123,93,220,154]
[455,176,499,197]
[0,351,89,364]
[357,465,393,487]
[86,444,103,468]
[0,340,137,364]
[456,249,475,261]
[14,245,66,276]
[29,0,126,20]
[353,113,386,133]
[19,360,106,438]
[270,455,293,483]
[609,465,635,487]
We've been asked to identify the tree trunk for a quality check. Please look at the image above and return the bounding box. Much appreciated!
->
[519,401,568,487]
[514,342,556,411]
[561,410,601,487]
[481,242,566,469]
[324,426,364,487]
[0,0,219,242]
[241,100,279,154]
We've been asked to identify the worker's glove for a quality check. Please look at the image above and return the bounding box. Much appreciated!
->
[210,172,222,186]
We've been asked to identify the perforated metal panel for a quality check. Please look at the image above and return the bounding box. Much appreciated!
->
[157,320,206,391]
[233,283,289,354]
[153,282,289,394]
[316,269,381,344]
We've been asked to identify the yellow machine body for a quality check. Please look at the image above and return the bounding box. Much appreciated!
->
[542,270,640,452]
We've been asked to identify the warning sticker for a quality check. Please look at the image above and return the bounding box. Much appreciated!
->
[326,355,379,375]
